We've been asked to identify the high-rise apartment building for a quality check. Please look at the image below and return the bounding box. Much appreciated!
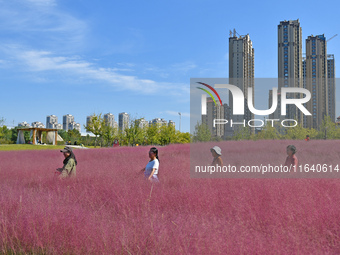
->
[138,118,149,129]
[202,97,225,137]
[305,34,328,129]
[302,56,307,127]
[104,113,117,129]
[229,31,255,134]
[277,19,303,124]
[63,114,74,131]
[68,122,81,132]
[46,115,58,129]
[168,120,175,128]
[86,115,93,132]
[119,112,129,132]
[46,115,62,129]
[18,121,31,128]
[327,54,336,122]
[31,121,45,128]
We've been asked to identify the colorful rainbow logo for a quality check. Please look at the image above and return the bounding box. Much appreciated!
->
[196,82,223,106]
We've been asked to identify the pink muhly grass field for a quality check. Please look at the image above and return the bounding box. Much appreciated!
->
[1,141,340,254]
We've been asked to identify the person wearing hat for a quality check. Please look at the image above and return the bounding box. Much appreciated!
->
[284,145,298,171]
[210,146,223,167]
[56,146,77,179]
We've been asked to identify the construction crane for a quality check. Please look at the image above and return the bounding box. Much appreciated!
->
[229,28,241,38]
[327,34,338,42]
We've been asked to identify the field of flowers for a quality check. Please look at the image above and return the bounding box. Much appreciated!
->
[1,141,340,254]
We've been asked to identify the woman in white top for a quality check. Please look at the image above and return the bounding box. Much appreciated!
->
[141,147,160,182]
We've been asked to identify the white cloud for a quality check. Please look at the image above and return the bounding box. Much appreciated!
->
[2,45,189,96]
[26,0,56,6]
[117,63,136,67]
[165,111,190,117]
[0,0,87,49]
[171,61,197,73]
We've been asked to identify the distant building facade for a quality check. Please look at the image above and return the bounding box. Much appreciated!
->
[277,19,303,125]
[104,113,118,129]
[327,54,336,122]
[168,120,175,127]
[18,121,31,128]
[31,121,45,128]
[63,114,74,131]
[86,115,93,133]
[119,112,129,132]
[229,31,255,134]
[202,97,225,138]
[68,122,81,132]
[138,118,149,129]
[46,115,62,129]
[305,34,328,129]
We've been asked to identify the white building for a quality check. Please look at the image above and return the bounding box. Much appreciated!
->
[168,120,175,127]
[229,31,255,134]
[63,114,74,131]
[119,112,129,132]
[18,121,31,128]
[31,121,45,128]
[46,115,62,129]
[138,118,149,129]
[68,122,81,132]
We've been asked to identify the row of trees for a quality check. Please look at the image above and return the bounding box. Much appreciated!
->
[0,118,13,144]
[2,115,340,145]
[0,114,191,147]
[85,113,191,147]
[193,116,340,141]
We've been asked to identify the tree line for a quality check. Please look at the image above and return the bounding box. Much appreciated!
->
[193,116,340,141]
[84,113,191,147]
[0,114,191,146]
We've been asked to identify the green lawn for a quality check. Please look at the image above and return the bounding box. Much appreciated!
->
[0,144,96,151]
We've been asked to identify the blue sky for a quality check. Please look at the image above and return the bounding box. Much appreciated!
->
[0,0,339,133]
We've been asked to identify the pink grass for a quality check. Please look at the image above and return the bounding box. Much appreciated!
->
[1,141,340,254]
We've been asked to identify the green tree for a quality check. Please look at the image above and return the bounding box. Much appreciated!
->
[192,122,211,142]
[84,113,103,147]
[176,131,191,143]
[125,118,147,146]
[159,124,176,145]
[257,122,281,140]
[58,129,70,143]
[68,129,81,144]
[319,115,336,139]
[101,124,117,147]
[10,127,30,144]
[232,126,252,141]
[146,123,160,145]
[0,118,13,144]
[284,123,307,140]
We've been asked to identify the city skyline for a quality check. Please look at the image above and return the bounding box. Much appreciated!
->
[201,18,336,137]
[19,113,177,135]
[1,1,340,133]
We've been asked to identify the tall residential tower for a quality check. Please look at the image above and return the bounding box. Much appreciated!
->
[277,19,303,124]
[327,54,336,122]
[305,34,328,129]
[228,31,255,135]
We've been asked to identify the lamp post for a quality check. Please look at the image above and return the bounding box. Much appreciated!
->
[178,112,181,132]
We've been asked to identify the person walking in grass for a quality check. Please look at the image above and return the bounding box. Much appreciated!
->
[141,147,160,182]
[211,146,223,167]
[284,145,298,171]
[56,146,77,179]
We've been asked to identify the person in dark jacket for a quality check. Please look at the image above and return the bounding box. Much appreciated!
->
[56,146,77,179]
